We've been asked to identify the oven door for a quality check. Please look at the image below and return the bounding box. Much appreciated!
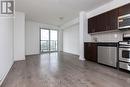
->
[119,48,130,62]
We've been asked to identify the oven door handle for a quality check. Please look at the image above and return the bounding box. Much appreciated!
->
[119,46,130,48]
[119,48,130,50]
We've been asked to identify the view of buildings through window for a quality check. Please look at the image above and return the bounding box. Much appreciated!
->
[40,29,58,52]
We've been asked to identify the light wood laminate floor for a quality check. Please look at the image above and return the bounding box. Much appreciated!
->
[1,52,130,87]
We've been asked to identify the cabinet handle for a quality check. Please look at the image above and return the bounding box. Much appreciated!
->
[106,26,109,30]
[128,63,130,66]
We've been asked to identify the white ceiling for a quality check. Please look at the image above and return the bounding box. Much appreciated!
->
[16,0,112,26]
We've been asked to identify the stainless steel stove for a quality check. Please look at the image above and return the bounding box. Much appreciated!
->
[119,34,130,71]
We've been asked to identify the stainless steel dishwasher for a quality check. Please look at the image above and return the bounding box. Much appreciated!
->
[97,43,118,68]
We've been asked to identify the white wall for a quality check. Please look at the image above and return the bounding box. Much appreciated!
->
[61,18,81,55]
[25,21,60,55]
[63,24,80,55]
[14,12,25,61]
[61,13,90,58]
[58,29,63,51]
[0,17,14,85]
[25,21,40,55]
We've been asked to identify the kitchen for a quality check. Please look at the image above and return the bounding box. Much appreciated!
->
[84,3,130,71]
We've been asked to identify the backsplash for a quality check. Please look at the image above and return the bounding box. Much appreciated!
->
[91,31,123,42]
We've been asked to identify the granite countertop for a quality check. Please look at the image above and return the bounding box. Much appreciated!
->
[84,42,119,47]
[84,42,119,44]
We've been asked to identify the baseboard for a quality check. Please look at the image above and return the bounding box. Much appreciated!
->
[14,57,25,62]
[25,53,40,56]
[0,61,14,86]
[79,57,85,61]
[63,51,79,56]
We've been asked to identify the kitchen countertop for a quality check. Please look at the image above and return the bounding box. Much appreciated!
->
[84,42,119,44]
[84,42,119,47]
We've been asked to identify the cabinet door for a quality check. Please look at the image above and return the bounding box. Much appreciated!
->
[84,43,97,62]
[107,9,118,30]
[90,44,97,62]
[88,18,93,33]
[88,17,97,33]
[97,13,108,32]
[84,43,90,59]
[119,3,130,16]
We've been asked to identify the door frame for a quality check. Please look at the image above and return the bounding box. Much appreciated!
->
[40,28,58,53]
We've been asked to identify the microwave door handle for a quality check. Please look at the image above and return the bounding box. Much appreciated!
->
[128,63,130,66]
[118,19,123,29]
[118,19,124,22]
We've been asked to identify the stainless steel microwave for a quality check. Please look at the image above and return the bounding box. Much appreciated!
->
[118,14,130,30]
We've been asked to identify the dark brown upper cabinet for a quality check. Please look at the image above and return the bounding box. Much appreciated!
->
[119,3,130,16]
[88,3,130,33]
[88,9,118,33]
[107,9,118,30]
[97,12,108,32]
[88,16,97,33]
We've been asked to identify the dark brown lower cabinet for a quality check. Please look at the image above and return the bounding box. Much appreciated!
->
[84,43,97,62]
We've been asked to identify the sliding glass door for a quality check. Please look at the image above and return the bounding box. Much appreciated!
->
[40,29,58,53]
[40,29,50,52]
[50,30,58,52]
